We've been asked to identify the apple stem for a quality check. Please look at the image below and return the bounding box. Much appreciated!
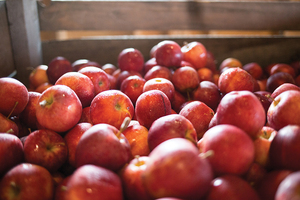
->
[116,117,131,138]
[6,128,14,134]
[199,150,214,159]
[7,101,18,119]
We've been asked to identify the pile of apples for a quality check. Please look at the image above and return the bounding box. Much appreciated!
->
[1,40,300,200]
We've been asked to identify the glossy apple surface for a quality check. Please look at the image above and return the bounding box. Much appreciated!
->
[155,40,183,68]
[172,66,200,93]
[118,48,144,73]
[120,75,146,105]
[181,41,207,70]
[266,72,295,93]
[143,78,175,102]
[0,113,19,136]
[46,56,73,84]
[144,65,173,81]
[275,171,300,200]
[29,65,49,89]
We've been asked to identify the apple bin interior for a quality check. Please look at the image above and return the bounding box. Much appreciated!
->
[0,0,300,87]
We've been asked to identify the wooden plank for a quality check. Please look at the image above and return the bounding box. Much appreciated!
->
[41,36,300,69]
[38,1,300,31]
[0,1,15,78]
[6,0,43,86]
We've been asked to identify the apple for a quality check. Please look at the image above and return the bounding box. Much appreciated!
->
[78,66,110,95]
[143,78,175,102]
[254,91,273,117]
[55,71,95,108]
[243,62,264,80]
[243,162,267,187]
[171,90,187,113]
[118,48,145,73]
[144,57,158,74]
[120,156,153,200]
[197,67,214,82]
[199,124,255,176]
[205,51,217,73]
[35,82,53,93]
[0,163,54,200]
[255,170,292,200]
[116,70,143,90]
[63,164,123,200]
[142,138,213,199]
[144,65,173,82]
[267,90,300,130]
[172,66,200,93]
[18,91,41,131]
[205,175,260,200]
[78,106,92,124]
[147,114,198,151]
[0,113,19,136]
[10,116,30,138]
[269,125,300,171]
[270,63,296,78]
[295,74,300,86]
[181,41,207,70]
[90,89,134,130]
[71,59,101,72]
[46,56,73,84]
[29,65,49,89]
[64,122,93,167]
[122,124,150,157]
[218,67,257,94]
[135,90,172,129]
[155,40,183,68]
[257,79,268,91]
[191,80,222,111]
[179,101,214,139]
[270,82,300,99]
[53,175,70,200]
[120,75,146,105]
[36,85,82,133]
[0,134,24,176]
[275,171,300,200]
[219,57,243,73]
[23,129,68,173]
[266,72,295,93]
[291,60,300,76]
[212,90,266,139]
[75,123,132,172]
[0,77,29,117]
[102,63,117,75]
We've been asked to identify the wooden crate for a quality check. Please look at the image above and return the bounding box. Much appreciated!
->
[1,0,300,86]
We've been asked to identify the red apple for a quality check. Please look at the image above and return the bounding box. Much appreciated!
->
[29,65,49,89]
[144,57,158,74]
[78,106,92,124]
[36,85,82,133]
[270,63,296,78]
[205,51,217,73]
[212,90,266,139]
[197,67,214,82]
[102,63,117,75]
[155,40,183,68]
[75,123,132,172]
[35,82,53,93]
[64,122,93,167]
[147,114,198,151]
[90,90,134,130]
[181,41,207,70]
[0,113,19,136]
[63,164,123,200]
[71,59,101,71]
[0,163,54,200]
[267,90,300,130]
[291,60,300,76]
[219,57,243,73]
[199,124,255,176]
[270,82,300,99]
[55,71,95,107]
[243,162,267,187]
[47,56,73,84]
[143,78,175,102]
[144,65,173,82]
[266,72,295,93]
[78,66,110,94]
[0,77,29,117]
[142,138,213,199]
[54,176,70,200]
[179,101,214,139]
[243,62,264,80]
[205,175,260,200]
[116,70,143,89]
[0,134,24,176]
[172,66,200,93]
[135,90,172,129]
[120,75,146,105]
[254,91,273,117]
[23,129,68,173]
[118,48,145,73]
[171,90,187,113]
[275,171,300,200]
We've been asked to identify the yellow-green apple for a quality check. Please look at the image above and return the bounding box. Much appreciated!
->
[171,66,200,93]
[219,57,242,73]
[144,65,173,82]
[267,90,300,130]
[0,113,19,136]
[102,63,117,75]
[275,171,300,200]
[78,66,110,95]
[266,72,295,93]
[155,40,183,68]
[0,134,24,176]
[243,62,264,80]
[269,125,300,171]
[191,81,222,111]
[179,101,214,139]
[0,77,29,117]
[205,175,260,200]
[120,75,146,105]
[0,163,54,200]
[116,70,143,89]
[143,78,175,102]
[18,91,41,131]
[271,82,300,99]
[63,164,123,200]
[199,124,255,176]
[36,85,82,133]
[135,90,172,129]
[71,59,101,72]
[90,90,134,129]
[55,71,95,107]
[120,156,153,200]
[75,123,132,172]
[23,129,68,173]
[212,90,266,139]
[64,122,93,168]
[118,48,144,73]
[122,124,150,157]
[181,41,207,70]
[255,170,292,200]
[270,63,296,78]
[29,65,49,89]
[47,56,73,84]
[147,114,197,151]
[142,138,213,199]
